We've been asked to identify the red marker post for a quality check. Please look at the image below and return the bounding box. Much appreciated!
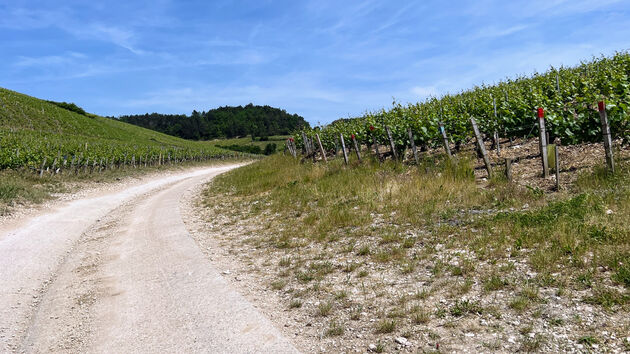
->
[537,107,549,178]
[598,100,615,173]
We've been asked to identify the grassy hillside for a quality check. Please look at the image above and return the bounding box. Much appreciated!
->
[1,88,221,147]
[200,152,630,352]
[0,87,250,213]
[0,87,239,170]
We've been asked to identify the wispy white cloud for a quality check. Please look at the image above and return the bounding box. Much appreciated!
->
[89,24,145,55]
[468,24,528,40]
[2,0,630,124]
[0,7,66,29]
[203,38,246,47]
[15,55,70,67]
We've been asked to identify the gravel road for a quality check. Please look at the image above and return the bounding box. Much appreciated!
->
[0,165,299,353]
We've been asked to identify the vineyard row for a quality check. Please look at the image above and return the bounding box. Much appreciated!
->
[292,52,630,153]
[0,130,251,176]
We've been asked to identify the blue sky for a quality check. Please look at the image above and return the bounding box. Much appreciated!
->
[1,0,629,125]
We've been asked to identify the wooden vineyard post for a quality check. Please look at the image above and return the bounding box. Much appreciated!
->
[374,140,381,162]
[505,158,512,182]
[291,139,298,158]
[438,122,452,157]
[301,133,307,155]
[385,126,398,160]
[555,145,560,191]
[315,134,327,163]
[339,133,349,165]
[537,108,549,178]
[284,138,295,157]
[286,138,296,158]
[39,157,47,177]
[351,134,361,162]
[408,128,419,164]
[470,117,492,178]
[312,138,318,162]
[598,101,615,173]
[301,132,310,156]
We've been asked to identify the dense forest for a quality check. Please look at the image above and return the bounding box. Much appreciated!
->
[117,104,309,140]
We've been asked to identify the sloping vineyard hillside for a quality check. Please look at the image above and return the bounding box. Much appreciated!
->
[0,88,237,172]
[296,52,630,152]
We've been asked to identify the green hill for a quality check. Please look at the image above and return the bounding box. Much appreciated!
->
[118,104,309,141]
[0,88,236,171]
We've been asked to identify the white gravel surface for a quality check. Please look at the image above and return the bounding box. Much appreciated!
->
[0,165,299,353]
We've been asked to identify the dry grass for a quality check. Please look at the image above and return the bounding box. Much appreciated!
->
[200,150,630,352]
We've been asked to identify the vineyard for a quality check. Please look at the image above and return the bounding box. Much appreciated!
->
[293,52,630,156]
[0,88,245,174]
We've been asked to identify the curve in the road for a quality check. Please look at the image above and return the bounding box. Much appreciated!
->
[0,165,299,354]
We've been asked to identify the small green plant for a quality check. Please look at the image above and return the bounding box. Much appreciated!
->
[270,280,286,290]
[296,271,314,283]
[343,262,360,273]
[400,261,415,274]
[357,245,371,256]
[375,319,396,333]
[289,299,302,308]
[613,263,630,287]
[450,300,482,317]
[577,335,598,347]
[520,333,545,352]
[317,301,333,317]
[326,320,344,337]
[483,275,508,291]
[435,305,447,319]
[414,289,429,300]
[412,308,430,324]
[279,256,291,267]
[350,306,363,320]
[509,296,530,313]
[334,290,348,300]
[520,284,539,301]
[402,237,416,248]
[583,287,629,308]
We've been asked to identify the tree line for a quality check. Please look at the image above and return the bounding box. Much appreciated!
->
[116,104,309,140]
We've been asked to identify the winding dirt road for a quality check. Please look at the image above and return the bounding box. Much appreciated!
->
[0,165,299,353]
